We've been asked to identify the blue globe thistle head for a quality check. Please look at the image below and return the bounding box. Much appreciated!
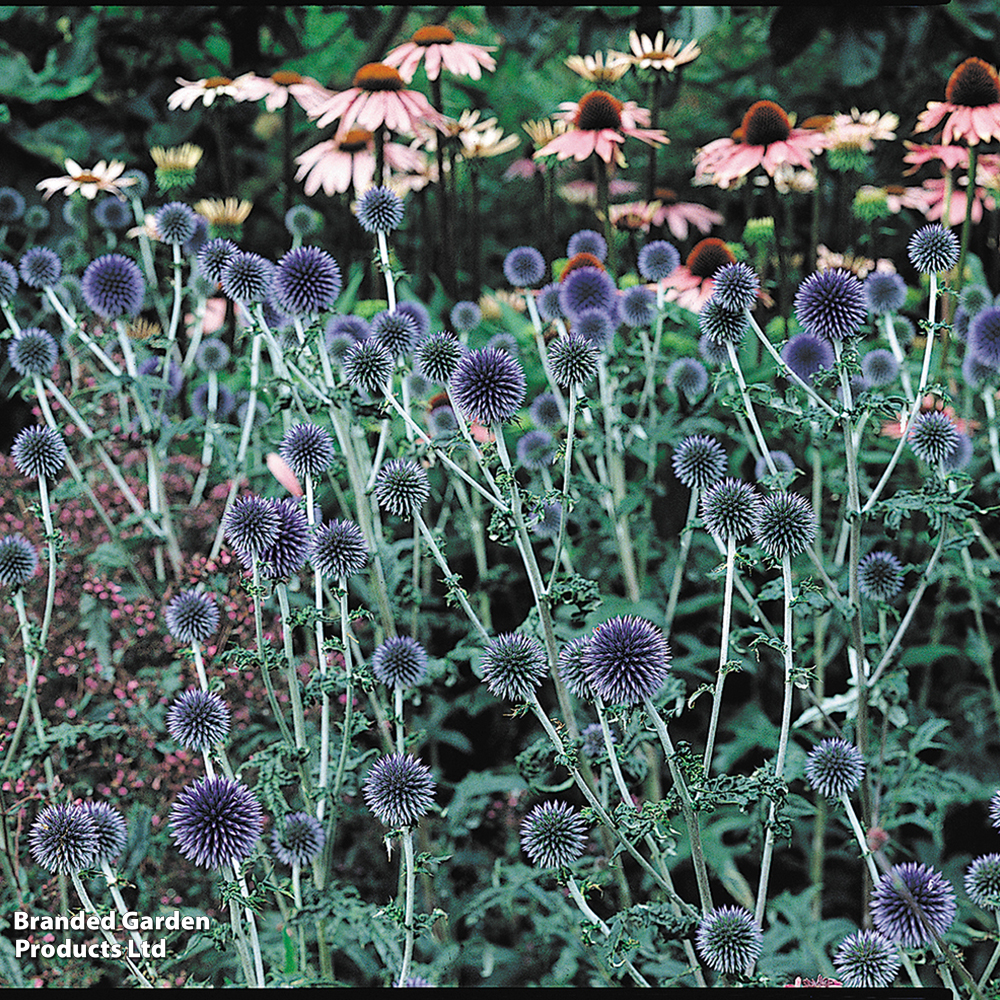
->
[754,492,816,559]
[450,346,526,426]
[805,738,865,798]
[11,423,67,479]
[712,262,760,312]
[962,350,998,390]
[29,804,99,874]
[170,776,263,869]
[121,168,149,200]
[698,332,731,367]
[183,213,209,255]
[80,801,128,865]
[82,253,145,319]
[19,246,62,288]
[23,204,50,232]
[893,315,916,347]
[943,430,973,472]
[695,906,763,974]
[781,332,835,385]
[794,268,867,341]
[0,534,38,587]
[371,308,420,358]
[450,299,482,333]
[953,306,970,344]
[249,498,310,580]
[861,347,899,387]
[164,589,220,644]
[858,551,904,602]
[373,458,431,519]
[0,186,25,223]
[235,393,270,430]
[584,615,670,706]
[395,299,430,340]
[272,811,325,867]
[427,404,458,438]
[344,337,394,394]
[908,410,960,465]
[0,260,19,302]
[834,930,901,988]
[486,332,519,358]
[536,282,565,322]
[224,494,281,559]
[197,237,239,284]
[94,195,133,232]
[559,266,617,319]
[699,296,749,345]
[567,229,607,262]
[221,250,274,304]
[310,519,368,579]
[871,862,956,948]
[968,306,1000,368]
[274,245,342,316]
[517,429,557,470]
[581,722,609,759]
[155,201,197,245]
[666,357,709,400]
[991,789,1000,830]
[530,392,562,430]
[700,478,763,541]
[363,753,435,828]
[504,245,546,288]
[620,284,657,328]
[280,422,336,479]
[959,283,992,318]
[638,239,680,281]
[672,434,727,490]
[191,382,235,421]
[195,337,231,373]
[480,632,548,702]
[965,854,1000,910]
[520,801,588,868]
[356,185,405,234]
[557,636,594,700]
[8,327,58,377]
[754,450,797,485]
[530,500,563,540]
[571,306,615,349]
[416,331,464,385]
[284,203,322,239]
[167,689,231,749]
[864,271,907,315]
[908,223,959,274]
[326,312,369,346]
[372,635,428,689]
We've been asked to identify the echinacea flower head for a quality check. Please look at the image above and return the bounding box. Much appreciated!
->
[908,223,959,274]
[344,337,394,394]
[965,854,1000,910]
[450,300,481,334]
[834,930,900,988]
[36,158,135,201]
[8,327,58,377]
[864,271,907,315]
[782,333,835,385]
[19,247,61,288]
[908,410,960,465]
[450,347,526,425]
[699,297,749,345]
[559,266,617,319]
[695,906,763,974]
[384,24,496,82]
[170,776,263,869]
[168,75,244,111]
[221,251,274,304]
[29,804,99,874]
[374,459,430,519]
[0,534,38,587]
[968,306,1000,367]
[371,309,420,358]
[80,802,128,865]
[480,633,548,702]
[0,261,18,302]
[197,237,238,284]
[520,801,588,868]
[862,348,899,387]
[628,32,701,73]
[915,56,1000,146]
[372,635,428,689]
[638,240,680,281]
[557,636,594,700]
[150,143,203,191]
[504,246,546,288]
[567,229,607,262]
[363,753,435,828]
[672,434,727,490]
[584,615,670,706]
[712,262,760,312]
[417,331,464,384]
[223,495,280,560]
[700,478,763,541]
[355,185,405,234]
[81,253,145,319]
[234,70,331,114]
[871,862,956,948]
[754,492,816,559]
[272,812,325,867]
[164,589,220,644]
[167,689,231,749]
[280,422,336,479]
[12,424,66,479]
[667,357,709,400]
[274,246,342,316]
[794,269,866,341]
[154,200,197,245]
[805,738,865,798]
[310,519,368,579]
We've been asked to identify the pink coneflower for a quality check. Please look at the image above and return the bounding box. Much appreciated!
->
[650,187,724,240]
[309,63,450,138]
[909,175,996,226]
[167,75,244,111]
[533,90,668,165]
[609,200,662,233]
[903,140,972,175]
[663,237,737,312]
[295,128,425,196]
[557,177,640,206]
[234,70,332,114]
[383,25,496,82]
[914,56,1000,146]
[694,100,827,189]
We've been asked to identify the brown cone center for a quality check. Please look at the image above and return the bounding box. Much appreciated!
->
[575,91,624,131]
[353,63,405,92]
[946,57,1000,108]
[686,238,736,278]
[413,25,455,46]
[741,100,792,146]
[340,128,374,153]
[271,70,304,86]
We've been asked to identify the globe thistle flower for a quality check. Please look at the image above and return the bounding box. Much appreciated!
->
[29,804,99,874]
[480,632,548,702]
[363,753,436,828]
[536,282,565,322]
[666,357,709,400]
[833,930,900,988]
[962,351,997,391]
[804,738,865,798]
[356,185,404,234]
[155,201,197,245]
[559,266,617,318]
[908,410,960,465]
[0,186,25,222]
[427,404,458,437]
[164,589,220,643]
[284,204,322,239]
[197,237,239,283]
[581,722,608,758]
[754,492,815,559]
[372,635,428,688]
[968,306,1000,367]
[170,776,263,869]
[252,499,310,580]
[486,331,518,357]
[80,801,128,865]
[871,862,957,948]
[953,307,971,344]
[191,340,230,378]
[698,297,749,344]
[557,636,594,700]
[272,812,326,867]
[959,283,992,318]
[19,247,61,288]
[620,284,656,327]
[858,551,904,602]
[571,307,615,348]
[861,348,899,387]
[864,271,907,315]
[223,494,281,559]
[374,458,431,519]
[700,478,763,541]
[450,300,481,333]
[94,196,133,231]
[638,240,680,281]
[520,801,588,868]
[695,906,763,974]
[530,392,562,429]
[0,534,38,587]
[991,789,1000,830]
[81,253,145,318]
[943,431,973,472]
[274,245,342,316]
[584,615,670,706]
[8,327,58,377]
[672,434,727,490]
[754,450,796,483]
[416,331,464,384]
[699,332,731,367]
[530,501,563,540]
[11,424,67,479]
[371,308,420,358]
[221,251,274,304]
[326,313,369,348]
[781,333,835,385]
[908,223,959,274]
[450,347,526,425]
[395,299,430,340]
[310,519,368,579]
[280,422,336,479]
[965,854,1000,910]
[344,337,394,393]
[712,262,760,312]
[794,269,867,341]
[503,245,546,288]
[167,689,231,749]
[0,260,19,302]
[567,229,607,261]
[517,429,557,470]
